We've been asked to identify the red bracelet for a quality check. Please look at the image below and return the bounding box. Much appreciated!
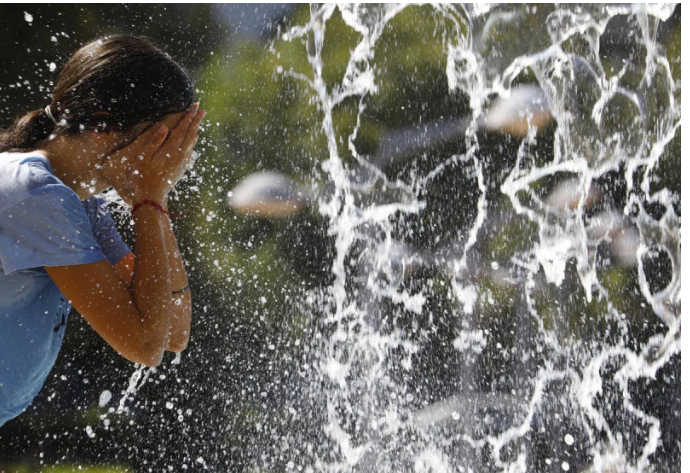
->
[131,199,188,217]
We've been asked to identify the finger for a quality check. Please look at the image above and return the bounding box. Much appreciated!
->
[140,125,169,159]
[174,136,198,183]
[179,111,205,155]
[124,122,164,153]
[164,108,198,151]
[190,109,206,131]
[184,134,199,163]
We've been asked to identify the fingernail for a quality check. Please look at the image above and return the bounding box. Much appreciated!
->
[193,102,200,112]
[200,110,207,119]
[157,124,168,134]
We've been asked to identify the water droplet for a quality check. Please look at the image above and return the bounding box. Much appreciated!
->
[564,434,574,445]
[98,390,112,407]
[23,12,33,23]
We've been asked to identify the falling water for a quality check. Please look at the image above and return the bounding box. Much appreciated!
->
[254,4,682,472]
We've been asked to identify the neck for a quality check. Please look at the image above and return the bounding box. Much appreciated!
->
[38,136,106,200]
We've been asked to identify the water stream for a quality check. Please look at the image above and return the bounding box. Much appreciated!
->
[257,4,682,472]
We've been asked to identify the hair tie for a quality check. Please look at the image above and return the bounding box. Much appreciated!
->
[44,105,59,125]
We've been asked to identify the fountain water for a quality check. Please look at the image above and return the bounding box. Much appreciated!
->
[247,4,682,472]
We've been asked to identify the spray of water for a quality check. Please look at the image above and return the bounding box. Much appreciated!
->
[270,4,680,472]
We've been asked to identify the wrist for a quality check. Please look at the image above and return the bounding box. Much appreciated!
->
[132,199,187,218]
[132,192,166,206]
[131,202,164,224]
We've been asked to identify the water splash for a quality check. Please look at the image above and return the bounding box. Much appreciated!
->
[115,364,155,415]
[273,4,679,472]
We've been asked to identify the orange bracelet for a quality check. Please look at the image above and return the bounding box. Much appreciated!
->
[131,199,188,217]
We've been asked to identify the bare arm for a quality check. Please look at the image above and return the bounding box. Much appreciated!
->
[46,107,203,367]
[115,206,192,353]
[45,194,173,367]
[162,206,192,352]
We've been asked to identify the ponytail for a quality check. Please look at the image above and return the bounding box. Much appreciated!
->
[0,108,57,153]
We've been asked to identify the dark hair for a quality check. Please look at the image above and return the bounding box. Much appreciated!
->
[0,35,195,153]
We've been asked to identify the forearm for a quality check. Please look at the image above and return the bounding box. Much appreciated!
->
[132,205,173,364]
[161,202,192,352]
[98,106,204,363]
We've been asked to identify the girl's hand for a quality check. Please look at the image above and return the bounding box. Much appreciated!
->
[137,106,205,202]
[102,106,205,205]
[101,123,168,205]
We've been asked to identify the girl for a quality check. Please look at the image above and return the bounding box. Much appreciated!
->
[0,35,205,427]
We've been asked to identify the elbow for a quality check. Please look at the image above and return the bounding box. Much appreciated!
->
[120,335,167,367]
[166,335,189,353]
[139,335,168,366]
[136,348,165,367]
[167,319,190,352]
[126,345,165,368]
[167,309,191,353]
